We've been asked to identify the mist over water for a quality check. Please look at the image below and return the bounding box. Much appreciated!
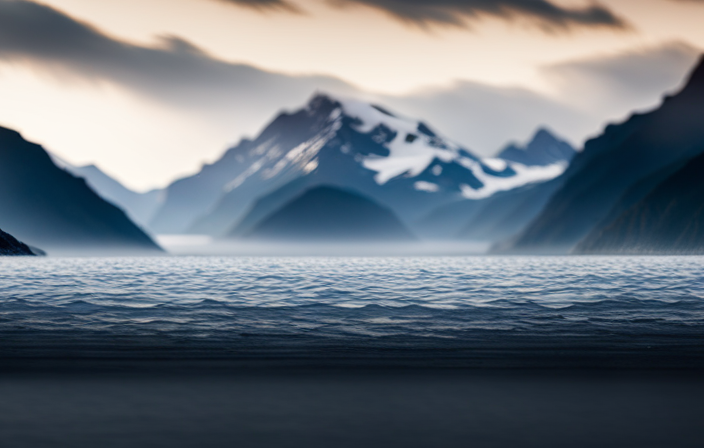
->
[155,235,491,256]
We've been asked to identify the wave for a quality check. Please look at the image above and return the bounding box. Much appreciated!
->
[1,256,703,365]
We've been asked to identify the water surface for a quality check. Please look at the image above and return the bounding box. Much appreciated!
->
[1,256,703,366]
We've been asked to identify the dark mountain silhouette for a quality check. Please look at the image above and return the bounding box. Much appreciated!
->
[227,176,321,239]
[0,227,34,256]
[499,56,704,254]
[414,179,563,242]
[241,186,415,242]
[498,128,576,166]
[59,162,163,229]
[0,126,162,254]
[577,148,704,254]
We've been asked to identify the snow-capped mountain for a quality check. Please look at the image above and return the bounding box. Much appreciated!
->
[330,98,567,197]
[150,94,571,238]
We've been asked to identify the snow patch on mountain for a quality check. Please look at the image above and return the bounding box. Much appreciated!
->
[336,96,566,198]
[415,181,440,192]
[482,158,508,172]
[459,160,567,199]
[338,98,457,184]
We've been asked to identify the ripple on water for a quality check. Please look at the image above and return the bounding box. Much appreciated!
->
[0,256,703,340]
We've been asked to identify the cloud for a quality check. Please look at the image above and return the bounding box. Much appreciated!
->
[329,0,627,31]
[380,82,592,155]
[214,0,300,12]
[0,0,355,119]
[209,0,626,31]
[542,41,702,117]
[0,0,591,152]
[382,43,703,154]
[0,0,696,187]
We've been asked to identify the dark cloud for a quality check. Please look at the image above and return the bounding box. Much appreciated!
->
[0,0,355,126]
[210,0,626,31]
[0,0,692,158]
[214,0,300,12]
[329,0,627,31]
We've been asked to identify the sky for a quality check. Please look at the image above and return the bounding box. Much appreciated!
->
[0,0,703,190]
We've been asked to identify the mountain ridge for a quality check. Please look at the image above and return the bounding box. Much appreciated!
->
[0,126,163,255]
[0,227,35,256]
[497,55,704,254]
[53,159,164,229]
[576,145,704,254]
[150,93,571,241]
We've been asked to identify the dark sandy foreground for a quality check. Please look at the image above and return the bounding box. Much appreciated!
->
[2,331,703,447]
[1,360,703,448]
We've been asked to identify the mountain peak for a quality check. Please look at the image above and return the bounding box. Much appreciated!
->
[498,128,575,167]
[531,127,557,142]
[151,89,574,239]
[306,93,411,129]
[306,93,341,114]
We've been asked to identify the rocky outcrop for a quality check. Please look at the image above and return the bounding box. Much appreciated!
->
[0,228,35,256]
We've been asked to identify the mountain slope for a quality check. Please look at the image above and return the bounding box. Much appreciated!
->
[242,186,415,242]
[500,56,704,254]
[150,138,257,234]
[416,129,574,241]
[0,227,34,256]
[151,94,569,238]
[456,177,565,242]
[0,126,162,254]
[577,148,704,254]
[55,161,163,229]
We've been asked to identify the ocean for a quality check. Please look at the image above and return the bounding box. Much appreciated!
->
[2,255,704,447]
[1,255,703,367]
